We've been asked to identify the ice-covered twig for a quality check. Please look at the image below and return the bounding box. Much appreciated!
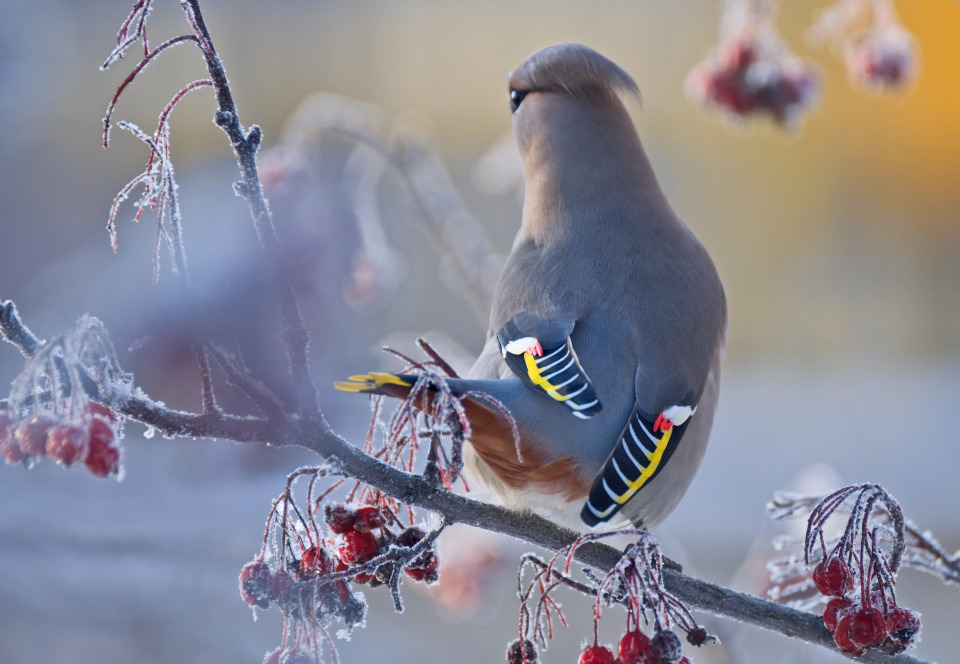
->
[0,300,43,359]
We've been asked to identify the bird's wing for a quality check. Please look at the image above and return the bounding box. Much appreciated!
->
[579,369,702,527]
[496,313,602,419]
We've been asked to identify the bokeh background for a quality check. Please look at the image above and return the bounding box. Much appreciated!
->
[1,1,958,663]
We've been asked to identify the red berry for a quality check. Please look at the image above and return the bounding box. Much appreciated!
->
[324,503,357,534]
[823,596,856,633]
[677,658,691,664]
[405,554,439,583]
[885,607,921,648]
[84,418,120,477]
[46,424,89,466]
[85,401,118,423]
[337,529,380,567]
[506,638,538,664]
[847,606,887,649]
[579,645,616,664]
[299,546,332,578]
[262,650,282,664]
[16,414,56,458]
[650,630,683,663]
[270,570,295,601]
[618,630,652,664]
[833,615,865,656]
[353,571,376,584]
[240,560,273,608]
[352,505,387,531]
[317,578,352,615]
[396,526,425,547]
[812,557,854,597]
[279,649,314,664]
[397,526,438,570]
[1,413,25,464]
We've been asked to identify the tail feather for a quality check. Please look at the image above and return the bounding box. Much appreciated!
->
[334,372,417,399]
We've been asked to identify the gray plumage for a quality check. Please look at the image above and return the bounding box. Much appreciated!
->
[465,43,725,530]
[338,43,726,532]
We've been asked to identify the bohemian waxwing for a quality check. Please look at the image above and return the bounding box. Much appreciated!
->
[337,43,726,532]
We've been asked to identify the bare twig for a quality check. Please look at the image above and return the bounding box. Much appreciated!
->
[0,300,43,358]
[177,0,319,420]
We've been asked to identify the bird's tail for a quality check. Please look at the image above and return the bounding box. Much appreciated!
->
[334,372,418,400]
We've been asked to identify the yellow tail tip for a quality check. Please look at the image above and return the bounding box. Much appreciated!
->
[334,372,414,393]
[367,372,414,387]
[334,380,373,393]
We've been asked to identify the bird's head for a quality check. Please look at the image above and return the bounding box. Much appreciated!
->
[507,43,640,154]
[506,44,655,241]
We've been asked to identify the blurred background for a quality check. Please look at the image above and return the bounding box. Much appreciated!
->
[1,0,958,663]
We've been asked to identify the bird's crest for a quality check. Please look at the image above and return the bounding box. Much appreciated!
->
[509,43,640,101]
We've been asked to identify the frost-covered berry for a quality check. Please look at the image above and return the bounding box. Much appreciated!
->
[885,606,921,649]
[404,554,439,584]
[833,615,866,656]
[685,627,709,647]
[16,414,56,458]
[262,650,283,664]
[650,630,683,663]
[299,546,332,578]
[812,557,854,597]
[396,526,439,582]
[618,630,652,664]
[85,401,119,423]
[84,418,120,477]
[1,412,25,465]
[506,638,538,664]
[578,644,616,664]
[352,505,387,531]
[396,526,425,547]
[279,649,315,664]
[337,529,380,567]
[316,578,352,617]
[324,503,358,534]
[847,606,887,649]
[46,424,89,466]
[240,560,274,608]
[270,569,295,602]
[823,596,856,633]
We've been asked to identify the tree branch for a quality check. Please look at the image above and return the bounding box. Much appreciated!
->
[178,0,319,420]
[83,369,925,664]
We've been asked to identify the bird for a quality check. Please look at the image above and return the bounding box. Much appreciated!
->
[336,43,726,532]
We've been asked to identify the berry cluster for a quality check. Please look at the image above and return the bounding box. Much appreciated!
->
[0,402,122,478]
[513,533,709,664]
[243,490,442,664]
[813,555,920,656]
[241,503,440,614]
[324,503,440,585]
[811,0,917,93]
[687,27,819,128]
[844,26,916,92]
[576,629,694,664]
